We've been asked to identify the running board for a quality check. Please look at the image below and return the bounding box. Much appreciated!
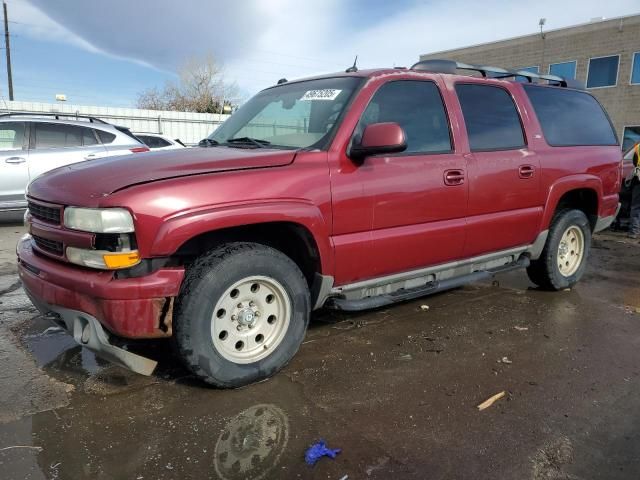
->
[326,256,530,312]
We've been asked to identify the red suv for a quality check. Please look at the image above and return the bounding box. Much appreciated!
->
[18,60,622,387]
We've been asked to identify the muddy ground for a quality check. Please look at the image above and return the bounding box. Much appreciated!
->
[0,216,639,479]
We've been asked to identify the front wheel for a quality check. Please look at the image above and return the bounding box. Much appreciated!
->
[526,209,591,290]
[174,243,310,388]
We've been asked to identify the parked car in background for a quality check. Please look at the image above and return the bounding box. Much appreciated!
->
[19,60,621,387]
[0,113,149,212]
[134,132,186,150]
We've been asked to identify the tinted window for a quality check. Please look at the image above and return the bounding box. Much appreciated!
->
[0,122,25,150]
[549,61,577,79]
[138,135,171,148]
[632,52,640,85]
[82,127,98,146]
[358,80,451,154]
[34,123,83,149]
[96,129,116,144]
[455,84,525,151]
[587,55,619,88]
[524,85,617,147]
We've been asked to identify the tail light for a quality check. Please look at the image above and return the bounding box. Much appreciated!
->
[130,146,150,153]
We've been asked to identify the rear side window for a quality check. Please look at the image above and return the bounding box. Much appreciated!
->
[138,135,171,148]
[0,122,26,150]
[96,129,116,144]
[81,127,98,146]
[359,80,452,154]
[33,123,83,149]
[455,84,525,151]
[523,85,617,146]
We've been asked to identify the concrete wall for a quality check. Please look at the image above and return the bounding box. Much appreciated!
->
[0,100,230,146]
[420,14,640,148]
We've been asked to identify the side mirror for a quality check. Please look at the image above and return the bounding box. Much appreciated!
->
[349,122,407,160]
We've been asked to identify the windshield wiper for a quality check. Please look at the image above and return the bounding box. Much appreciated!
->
[225,137,271,148]
[198,138,220,147]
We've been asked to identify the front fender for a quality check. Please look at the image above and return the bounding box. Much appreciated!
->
[149,199,334,275]
[540,174,602,230]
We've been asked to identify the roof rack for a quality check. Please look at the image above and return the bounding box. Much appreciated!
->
[0,112,109,124]
[410,59,585,89]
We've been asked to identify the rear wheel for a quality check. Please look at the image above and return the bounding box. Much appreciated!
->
[526,209,591,290]
[174,242,310,388]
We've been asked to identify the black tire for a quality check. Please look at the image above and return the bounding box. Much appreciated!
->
[526,209,591,290]
[174,242,310,388]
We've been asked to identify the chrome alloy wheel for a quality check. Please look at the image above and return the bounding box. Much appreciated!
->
[211,276,291,364]
[557,226,584,277]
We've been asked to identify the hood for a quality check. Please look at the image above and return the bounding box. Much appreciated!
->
[28,147,296,205]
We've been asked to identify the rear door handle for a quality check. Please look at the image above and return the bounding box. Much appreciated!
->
[5,156,25,164]
[444,169,465,186]
[84,153,97,160]
[519,164,535,178]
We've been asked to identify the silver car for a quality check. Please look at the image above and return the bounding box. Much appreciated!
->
[0,113,148,212]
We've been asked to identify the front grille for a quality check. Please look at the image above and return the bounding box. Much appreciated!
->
[33,235,63,255]
[28,201,61,224]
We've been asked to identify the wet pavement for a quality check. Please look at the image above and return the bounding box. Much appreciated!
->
[0,219,639,479]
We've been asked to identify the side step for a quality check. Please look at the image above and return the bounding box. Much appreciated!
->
[327,256,530,312]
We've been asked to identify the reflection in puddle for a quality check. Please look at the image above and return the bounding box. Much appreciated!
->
[215,404,289,480]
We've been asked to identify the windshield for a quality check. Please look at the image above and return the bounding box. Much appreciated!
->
[208,77,362,149]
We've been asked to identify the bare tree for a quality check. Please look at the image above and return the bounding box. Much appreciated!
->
[137,53,239,113]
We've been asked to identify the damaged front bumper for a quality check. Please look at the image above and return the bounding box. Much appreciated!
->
[17,235,185,375]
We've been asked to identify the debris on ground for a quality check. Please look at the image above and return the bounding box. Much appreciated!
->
[397,354,413,361]
[499,356,513,364]
[420,305,430,311]
[304,440,341,466]
[477,391,506,411]
[514,326,528,331]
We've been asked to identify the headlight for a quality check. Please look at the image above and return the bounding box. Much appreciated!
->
[66,246,141,270]
[64,207,134,233]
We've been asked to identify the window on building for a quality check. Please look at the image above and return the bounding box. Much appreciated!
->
[0,122,25,150]
[586,55,619,88]
[622,126,640,152]
[358,80,452,154]
[631,52,640,85]
[524,85,617,146]
[515,66,539,83]
[455,84,525,151]
[33,123,83,149]
[549,61,577,79]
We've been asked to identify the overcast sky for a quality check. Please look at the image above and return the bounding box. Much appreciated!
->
[1,0,638,107]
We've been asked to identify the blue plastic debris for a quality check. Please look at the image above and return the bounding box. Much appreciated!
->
[304,439,341,466]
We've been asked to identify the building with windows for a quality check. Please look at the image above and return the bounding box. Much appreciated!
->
[419,14,640,150]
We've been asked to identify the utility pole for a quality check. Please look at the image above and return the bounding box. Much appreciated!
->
[3,1,13,100]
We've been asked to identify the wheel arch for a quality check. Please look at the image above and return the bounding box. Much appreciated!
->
[542,176,602,231]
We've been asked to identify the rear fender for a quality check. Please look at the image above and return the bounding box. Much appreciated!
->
[541,175,602,230]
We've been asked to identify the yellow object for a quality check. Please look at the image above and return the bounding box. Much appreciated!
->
[477,391,506,411]
[102,251,141,269]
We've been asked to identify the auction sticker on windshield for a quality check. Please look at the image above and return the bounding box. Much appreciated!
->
[300,89,342,101]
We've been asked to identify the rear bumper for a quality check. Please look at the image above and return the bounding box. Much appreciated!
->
[17,235,185,338]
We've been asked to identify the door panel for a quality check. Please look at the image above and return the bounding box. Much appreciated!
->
[0,121,29,209]
[453,83,542,257]
[330,79,468,285]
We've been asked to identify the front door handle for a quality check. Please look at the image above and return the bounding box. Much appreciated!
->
[519,164,535,179]
[444,169,465,186]
[5,156,25,164]
[84,153,97,160]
